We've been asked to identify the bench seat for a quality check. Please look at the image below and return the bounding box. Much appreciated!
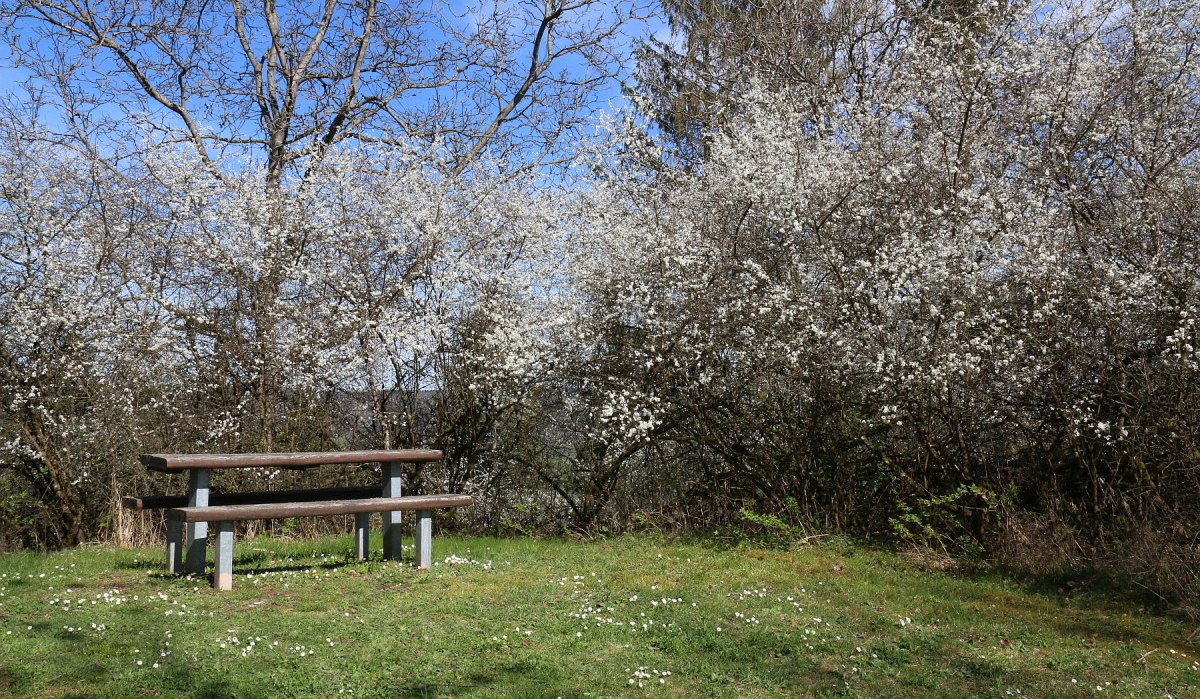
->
[166,494,472,522]
[167,494,472,590]
[122,485,383,511]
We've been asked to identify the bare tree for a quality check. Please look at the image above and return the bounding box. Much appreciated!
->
[2,0,640,184]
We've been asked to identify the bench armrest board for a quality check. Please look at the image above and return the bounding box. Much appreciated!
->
[166,494,472,523]
[140,449,443,472]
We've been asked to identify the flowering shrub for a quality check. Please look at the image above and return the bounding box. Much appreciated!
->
[588,0,1200,593]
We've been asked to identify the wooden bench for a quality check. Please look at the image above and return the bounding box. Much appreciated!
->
[130,450,465,587]
[169,494,473,590]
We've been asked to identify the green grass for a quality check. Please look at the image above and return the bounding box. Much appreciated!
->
[0,533,1196,698]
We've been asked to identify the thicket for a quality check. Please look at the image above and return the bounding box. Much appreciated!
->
[1,0,1198,611]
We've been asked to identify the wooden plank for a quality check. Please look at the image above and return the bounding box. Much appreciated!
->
[167,494,473,523]
[122,486,383,511]
[140,450,443,472]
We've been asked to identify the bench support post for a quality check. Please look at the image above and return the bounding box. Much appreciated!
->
[185,469,210,574]
[354,512,370,561]
[214,521,234,591]
[382,462,403,561]
[414,509,432,570]
[166,519,183,574]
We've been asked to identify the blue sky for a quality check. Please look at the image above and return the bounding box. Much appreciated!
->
[0,1,670,157]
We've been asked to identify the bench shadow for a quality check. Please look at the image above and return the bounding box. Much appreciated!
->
[115,556,172,571]
[236,560,350,575]
[132,556,359,582]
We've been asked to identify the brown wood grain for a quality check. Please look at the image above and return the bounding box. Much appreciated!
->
[140,449,443,472]
[166,494,472,523]
[121,485,385,510]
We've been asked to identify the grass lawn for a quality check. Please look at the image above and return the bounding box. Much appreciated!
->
[0,533,1196,698]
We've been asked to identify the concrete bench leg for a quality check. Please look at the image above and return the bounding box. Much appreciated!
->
[166,519,184,574]
[354,513,370,561]
[414,509,432,570]
[185,469,210,575]
[214,521,234,591]
[382,462,403,561]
